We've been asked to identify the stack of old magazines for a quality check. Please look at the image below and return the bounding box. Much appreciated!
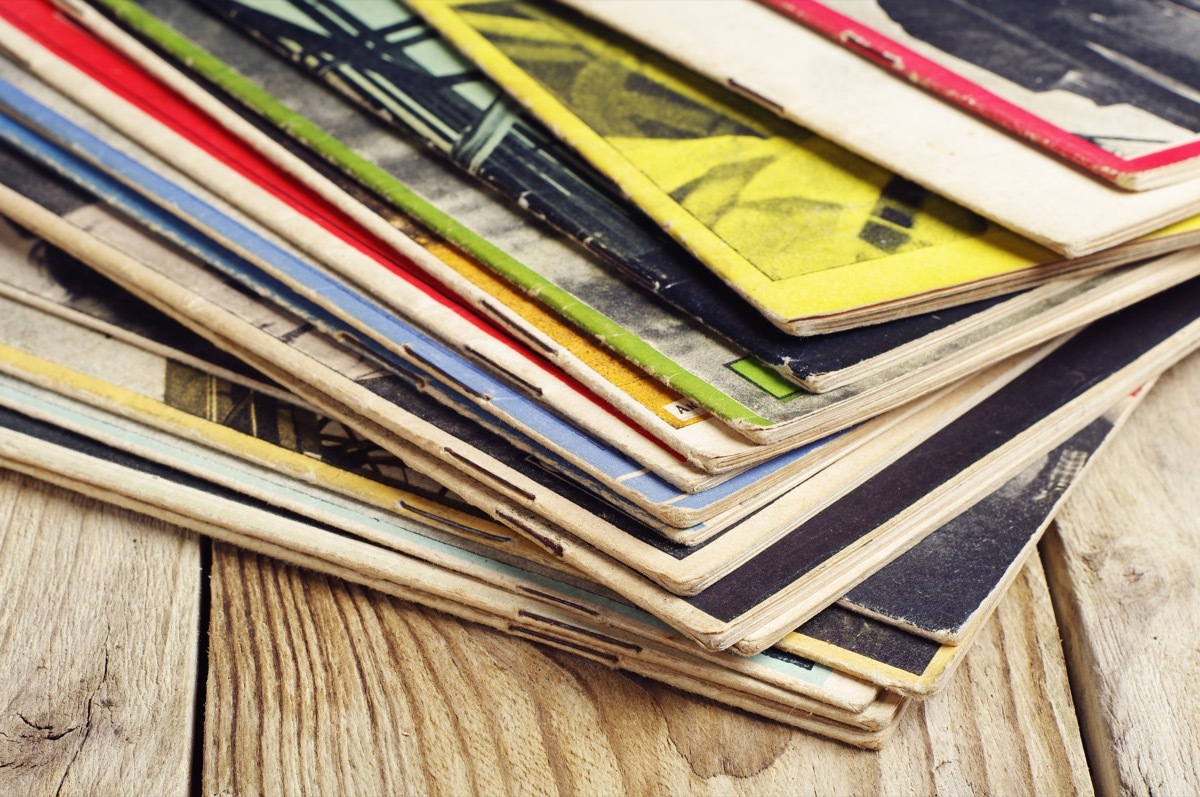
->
[1,0,1198,748]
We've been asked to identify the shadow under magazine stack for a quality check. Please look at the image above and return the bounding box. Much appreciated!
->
[0,0,1197,748]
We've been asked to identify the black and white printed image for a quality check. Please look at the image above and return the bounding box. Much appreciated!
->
[833,0,1200,157]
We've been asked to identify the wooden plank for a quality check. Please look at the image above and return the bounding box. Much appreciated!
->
[0,469,199,795]
[204,542,1090,795]
[1045,351,1200,797]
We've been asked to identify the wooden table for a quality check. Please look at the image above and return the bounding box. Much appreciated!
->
[2,351,1199,796]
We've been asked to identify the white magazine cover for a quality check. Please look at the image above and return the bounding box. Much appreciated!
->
[759,0,1200,191]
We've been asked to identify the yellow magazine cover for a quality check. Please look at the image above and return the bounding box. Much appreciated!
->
[410,0,1181,330]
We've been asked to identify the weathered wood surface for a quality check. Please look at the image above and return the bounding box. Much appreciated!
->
[1045,351,1200,797]
[201,543,1090,797]
[0,470,199,796]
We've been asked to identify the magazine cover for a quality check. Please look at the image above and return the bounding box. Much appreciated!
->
[562,0,1200,256]
[840,391,1145,643]
[409,0,1200,327]
[23,0,1003,451]
[762,0,1200,190]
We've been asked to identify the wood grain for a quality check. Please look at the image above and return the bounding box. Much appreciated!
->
[203,540,1090,796]
[0,469,199,796]
[1045,351,1200,797]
